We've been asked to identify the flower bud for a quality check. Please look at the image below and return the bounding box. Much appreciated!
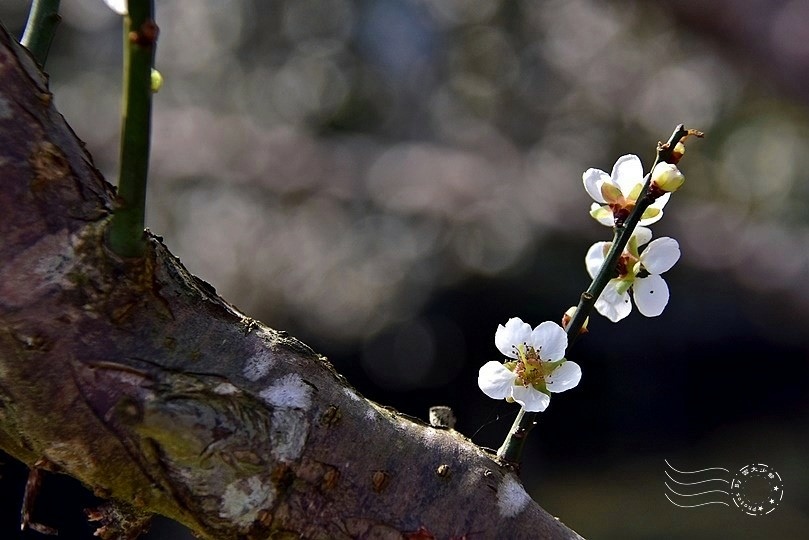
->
[562,306,589,334]
[651,162,685,193]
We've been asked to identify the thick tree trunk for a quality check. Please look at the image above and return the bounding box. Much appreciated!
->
[0,23,582,540]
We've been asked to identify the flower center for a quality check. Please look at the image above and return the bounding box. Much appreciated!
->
[511,344,557,391]
[616,252,639,278]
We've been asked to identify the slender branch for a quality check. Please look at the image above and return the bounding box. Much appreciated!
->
[20,0,61,66]
[107,1,158,258]
[564,124,689,344]
[497,125,690,464]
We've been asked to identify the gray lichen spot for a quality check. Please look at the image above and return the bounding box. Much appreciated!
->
[497,475,531,518]
[219,475,276,529]
[243,349,277,382]
[259,373,312,410]
[270,409,309,462]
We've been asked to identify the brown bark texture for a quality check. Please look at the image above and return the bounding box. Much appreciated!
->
[0,23,582,540]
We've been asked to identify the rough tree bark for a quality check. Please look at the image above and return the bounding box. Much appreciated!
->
[0,23,582,540]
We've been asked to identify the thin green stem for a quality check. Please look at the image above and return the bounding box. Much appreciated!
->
[107,1,158,258]
[564,124,688,344]
[495,407,532,463]
[20,0,61,67]
[496,125,690,464]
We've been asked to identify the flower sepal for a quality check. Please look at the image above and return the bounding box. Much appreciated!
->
[614,278,633,295]
[600,182,623,203]
[640,206,661,221]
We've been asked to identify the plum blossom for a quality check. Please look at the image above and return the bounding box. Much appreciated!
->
[585,227,680,322]
[583,154,670,227]
[478,318,581,412]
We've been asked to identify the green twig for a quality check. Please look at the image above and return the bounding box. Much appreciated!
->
[107,1,158,258]
[564,125,689,343]
[496,125,690,464]
[20,0,61,67]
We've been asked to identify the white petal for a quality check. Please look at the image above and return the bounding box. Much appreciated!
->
[478,362,516,399]
[582,168,610,203]
[529,322,567,361]
[595,280,632,322]
[632,226,652,248]
[585,241,610,278]
[511,385,550,412]
[640,237,680,274]
[649,191,671,210]
[546,361,582,393]
[611,155,644,195]
[494,318,533,358]
[633,275,669,317]
[103,0,128,15]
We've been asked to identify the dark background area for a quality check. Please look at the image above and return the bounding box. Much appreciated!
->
[1,1,807,538]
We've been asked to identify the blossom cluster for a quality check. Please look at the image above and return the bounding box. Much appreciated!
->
[478,153,685,412]
[582,155,683,322]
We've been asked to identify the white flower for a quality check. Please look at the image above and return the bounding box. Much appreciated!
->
[585,227,680,322]
[583,154,671,227]
[103,0,128,15]
[478,318,582,412]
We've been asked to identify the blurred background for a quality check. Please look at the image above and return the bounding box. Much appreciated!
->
[1,0,807,538]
